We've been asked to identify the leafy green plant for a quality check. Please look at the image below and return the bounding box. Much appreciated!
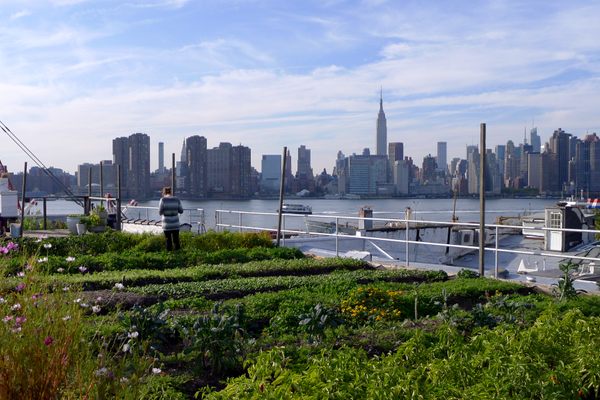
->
[182,302,246,375]
[553,262,585,301]
[456,268,479,279]
[298,303,343,343]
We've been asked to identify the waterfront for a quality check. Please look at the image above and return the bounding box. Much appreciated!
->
[33,197,559,229]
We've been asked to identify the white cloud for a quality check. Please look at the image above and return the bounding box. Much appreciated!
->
[9,10,31,20]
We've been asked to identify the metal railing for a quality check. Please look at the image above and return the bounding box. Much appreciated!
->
[123,205,206,233]
[215,209,600,279]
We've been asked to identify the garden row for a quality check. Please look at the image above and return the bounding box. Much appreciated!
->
[3,231,600,399]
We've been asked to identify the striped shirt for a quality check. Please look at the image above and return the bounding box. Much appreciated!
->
[158,196,183,231]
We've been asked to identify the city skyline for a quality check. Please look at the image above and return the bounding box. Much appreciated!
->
[2,1,600,174]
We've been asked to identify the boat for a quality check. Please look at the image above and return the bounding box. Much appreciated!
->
[278,203,312,214]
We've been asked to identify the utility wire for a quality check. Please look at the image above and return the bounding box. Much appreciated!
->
[0,120,85,207]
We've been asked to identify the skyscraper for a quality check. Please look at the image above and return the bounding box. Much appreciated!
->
[186,135,207,198]
[261,154,281,194]
[436,142,447,173]
[296,145,314,192]
[127,133,151,200]
[158,142,164,172]
[112,136,129,195]
[530,127,541,153]
[376,89,387,156]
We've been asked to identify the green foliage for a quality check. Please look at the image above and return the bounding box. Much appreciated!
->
[553,262,585,301]
[182,302,246,375]
[456,268,480,279]
[298,303,343,343]
[206,308,600,399]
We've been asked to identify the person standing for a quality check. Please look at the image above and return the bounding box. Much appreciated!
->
[158,187,183,251]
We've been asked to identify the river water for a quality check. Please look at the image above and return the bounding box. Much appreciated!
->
[35,197,558,230]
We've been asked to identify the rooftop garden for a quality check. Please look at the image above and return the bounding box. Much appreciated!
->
[1,230,600,399]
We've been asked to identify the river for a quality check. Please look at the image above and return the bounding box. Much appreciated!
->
[34,197,559,230]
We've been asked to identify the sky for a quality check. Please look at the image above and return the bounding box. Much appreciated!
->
[1,0,600,175]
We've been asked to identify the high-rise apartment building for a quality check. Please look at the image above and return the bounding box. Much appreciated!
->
[186,135,207,198]
[112,136,129,195]
[231,145,252,198]
[207,142,232,195]
[112,133,150,199]
[376,90,387,156]
[549,128,571,191]
[127,133,151,200]
[296,145,314,192]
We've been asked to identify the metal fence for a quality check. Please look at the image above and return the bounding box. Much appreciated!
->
[215,209,600,279]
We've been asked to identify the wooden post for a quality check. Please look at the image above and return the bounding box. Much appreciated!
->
[171,153,176,195]
[42,197,47,230]
[479,123,486,277]
[116,164,122,231]
[99,160,104,204]
[19,162,27,238]
[276,147,287,246]
[87,167,92,215]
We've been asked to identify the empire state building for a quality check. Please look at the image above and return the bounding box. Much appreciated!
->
[376,90,387,156]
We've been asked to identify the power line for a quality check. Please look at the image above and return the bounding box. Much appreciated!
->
[0,120,84,207]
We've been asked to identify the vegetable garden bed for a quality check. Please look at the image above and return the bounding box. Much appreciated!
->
[2,231,600,399]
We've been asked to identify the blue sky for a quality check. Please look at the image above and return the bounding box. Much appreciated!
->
[1,0,600,174]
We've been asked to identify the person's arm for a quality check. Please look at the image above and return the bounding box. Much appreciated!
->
[178,200,183,214]
[158,198,165,216]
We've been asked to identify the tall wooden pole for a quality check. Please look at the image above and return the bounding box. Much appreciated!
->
[276,147,287,246]
[87,167,92,215]
[19,162,27,238]
[99,160,104,201]
[116,164,122,231]
[479,123,486,276]
[171,153,176,195]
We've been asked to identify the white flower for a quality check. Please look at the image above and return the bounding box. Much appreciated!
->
[43,243,52,249]
[94,367,108,377]
[74,298,82,303]
[114,283,125,291]
[122,343,130,353]
[0,297,5,304]
[65,256,76,262]
[62,315,71,321]
[63,286,70,292]
[80,302,89,308]
[152,368,162,374]
[57,268,65,273]
[11,303,21,311]
[95,296,103,302]
[37,257,48,263]
[17,272,25,277]
[127,331,139,339]
[120,377,129,383]
[92,305,101,313]
[78,266,87,273]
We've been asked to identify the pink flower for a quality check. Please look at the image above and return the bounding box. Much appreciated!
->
[17,271,25,277]
[15,316,26,325]
[78,266,87,273]
[44,336,54,346]
[15,283,26,292]
[2,315,13,323]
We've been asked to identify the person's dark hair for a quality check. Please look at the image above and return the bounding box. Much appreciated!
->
[162,187,172,196]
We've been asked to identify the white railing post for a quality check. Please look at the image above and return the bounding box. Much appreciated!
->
[282,214,286,246]
[335,216,339,257]
[238,213,242,233]
[405,218,410,266]
[495,225,499,278]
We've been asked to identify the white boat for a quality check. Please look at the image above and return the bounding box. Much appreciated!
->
[278,204,312,214]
